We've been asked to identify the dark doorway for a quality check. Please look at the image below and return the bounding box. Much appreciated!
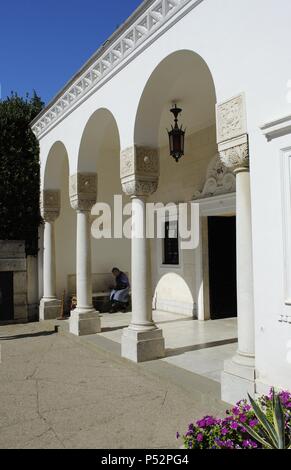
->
[208,216,237,319]
[0,272,14,321]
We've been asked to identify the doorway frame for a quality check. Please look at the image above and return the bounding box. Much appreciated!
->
[194,193,236,321]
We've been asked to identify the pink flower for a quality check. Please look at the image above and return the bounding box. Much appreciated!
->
[196,433,203,442]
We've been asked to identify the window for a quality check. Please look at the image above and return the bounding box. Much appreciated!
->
[163,220,179,265]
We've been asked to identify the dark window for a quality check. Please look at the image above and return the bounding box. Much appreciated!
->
[163,221,179,265]
[0,272,14,321]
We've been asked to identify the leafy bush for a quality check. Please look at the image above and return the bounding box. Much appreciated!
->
[0,91,44,255]
[177,389,291,449]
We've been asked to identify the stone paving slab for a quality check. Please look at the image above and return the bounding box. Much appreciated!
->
[0,322,228,449]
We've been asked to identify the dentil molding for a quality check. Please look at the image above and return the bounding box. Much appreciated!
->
[32,0,198,139]
[70,173,98,211]
[41,190,61,222]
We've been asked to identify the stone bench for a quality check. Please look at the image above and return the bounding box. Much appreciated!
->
[68,272,130,310]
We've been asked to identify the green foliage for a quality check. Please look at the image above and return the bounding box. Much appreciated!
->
[244,389,291,449]
[0,91,44,255]
[179,388,291,449]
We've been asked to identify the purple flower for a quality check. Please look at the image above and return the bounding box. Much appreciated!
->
[205,416,217,426]
[232,407,240,416]
[225,440,234,449]
[242,439,258,449]
[221,427,228,436]
[249,419,258,427]
[196,419,206,428]
[230,421,239,430]
[197,433,204,442]
[239,414,247,423]
[243,404,251,412]
[242,440,250,448]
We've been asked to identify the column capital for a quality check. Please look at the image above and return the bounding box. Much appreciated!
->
[69,173,97,211]
[120,145,159,197]
[216,93,249,173]
[41,190,60,222]
[218,135,249,173]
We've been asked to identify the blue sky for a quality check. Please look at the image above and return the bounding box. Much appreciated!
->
[0,0,142,103]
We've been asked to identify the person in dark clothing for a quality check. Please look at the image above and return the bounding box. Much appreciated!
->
[109,268,130,313]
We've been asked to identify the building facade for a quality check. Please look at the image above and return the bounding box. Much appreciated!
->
[31,0,291,403]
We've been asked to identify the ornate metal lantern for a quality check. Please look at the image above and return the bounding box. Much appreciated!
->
[167,104,185,162]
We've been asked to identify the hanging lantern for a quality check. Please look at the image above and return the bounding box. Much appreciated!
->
[167,104,185,162]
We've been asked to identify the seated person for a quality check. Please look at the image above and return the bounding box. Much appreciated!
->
[109,267,130,313]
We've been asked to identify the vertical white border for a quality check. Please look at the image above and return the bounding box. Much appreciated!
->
[281,147,291,305]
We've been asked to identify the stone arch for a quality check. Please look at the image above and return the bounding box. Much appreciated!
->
[77,108,121,173]
[134,49,217,150]
[43,141,70,190]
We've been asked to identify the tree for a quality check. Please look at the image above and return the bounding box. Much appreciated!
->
[0,91,44,255]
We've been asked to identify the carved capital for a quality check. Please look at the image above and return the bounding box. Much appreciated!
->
[120,146,159,197]
[41,190,60,222]
[69,173,97,211]
[218,135,249,172]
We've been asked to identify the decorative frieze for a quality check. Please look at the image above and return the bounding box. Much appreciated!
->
[216,93,249,173]
[32,0,196,139]
[120,146,159,197]
[69,173,97,211]
[216,93,247,143]
[194,154,236,199]
[41,190,61,222]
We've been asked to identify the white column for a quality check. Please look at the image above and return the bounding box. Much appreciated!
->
[69,173,101,336]
[235,167,255,361]
[76,210,93,311]
[219,141,256,403]
[216,93,256,404]
[43,221,56,299]
[39,190,62,320]
[120,146,165,362]
[130,196,155,329]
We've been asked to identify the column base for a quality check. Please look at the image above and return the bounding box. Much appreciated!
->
[39,298,62,320]
[69,308,101,336]
[121,326,165,363]
[221,355,256,405]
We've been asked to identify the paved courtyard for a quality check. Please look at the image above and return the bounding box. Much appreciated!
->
[99,311,238,383]
[0,321,228,449]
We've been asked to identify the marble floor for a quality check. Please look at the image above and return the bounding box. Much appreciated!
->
[99,311,238,383]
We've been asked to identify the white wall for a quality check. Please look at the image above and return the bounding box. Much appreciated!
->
[151,125,217,316]
[38,0,291,392]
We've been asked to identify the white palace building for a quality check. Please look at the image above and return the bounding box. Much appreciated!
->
[30,0,291,404]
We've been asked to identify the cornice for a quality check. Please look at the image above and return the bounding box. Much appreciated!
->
[32,0,201,139]
[260,113,291,141]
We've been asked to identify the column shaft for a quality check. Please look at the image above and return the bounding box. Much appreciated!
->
[69,172,100,336]
[76,210,93,311]
[43,221,56,300]
[130,196,154,329]
[236,169,255,359]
